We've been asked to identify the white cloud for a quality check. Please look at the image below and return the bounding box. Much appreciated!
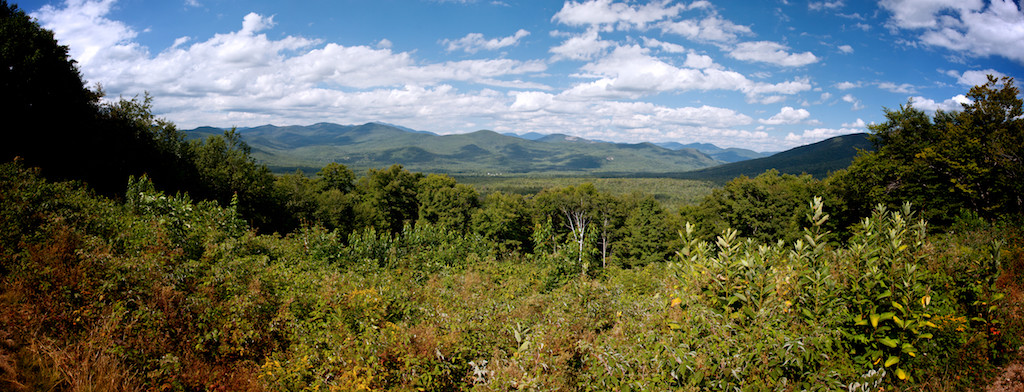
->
[659,14,752,43]
[641,37,686,53]
[550,29,613,60]
[881,0,1024,64]
[759,106,811,125]
[552,0,684,30]
[878,82,916,93]
[504,92,757,144]
[954,69,1007,86]
[838,44,854,53]
[443,29,530,53]
[566,44,811,102]
[842,94,864,110]
[842,118,866,128]
[910,94,972,112]
[835,81,860,89]
[33,0,143,67]
[785,127,860,143]
[729,41,819,67]
[240,12,275,35]
[682,51,718,69]
[32,1,557,133]
[171,36,190,49]
[29,0,866,150]
[809,1,844,11]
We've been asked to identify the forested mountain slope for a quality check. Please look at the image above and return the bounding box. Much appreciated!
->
[186,123,721,175]
[666,132,872,183]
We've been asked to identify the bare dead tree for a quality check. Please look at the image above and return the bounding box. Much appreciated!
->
[561,200,589,272]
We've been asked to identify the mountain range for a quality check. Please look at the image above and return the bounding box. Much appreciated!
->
[185,123,871,180]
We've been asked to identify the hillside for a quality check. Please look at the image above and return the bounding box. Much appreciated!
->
[185,123,722,175]
[664,133,873,183]
[655,142,771,163]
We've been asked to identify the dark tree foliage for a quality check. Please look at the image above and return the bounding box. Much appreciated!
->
[275,169,323,227]
[471,191,532,253]
[617,196,671,268]
[416,174,479,232]
[830,76,1024,227]
[189,130,286,232]
[318,162,356,193]
[1,1,98,181]
[1,3,206,201]
[354,164,422,234]
[684,169,827,244]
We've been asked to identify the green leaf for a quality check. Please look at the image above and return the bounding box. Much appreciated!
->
[801,308,815,320]
[896,368,907,380]
[893,315,905,328]
[892,301,905,312]
[870,313,880,328]
[884,356,900,367]
[917,333,933,339]
[878,337,898,348]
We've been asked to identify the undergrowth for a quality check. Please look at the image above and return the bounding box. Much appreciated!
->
[1,161,1021,391]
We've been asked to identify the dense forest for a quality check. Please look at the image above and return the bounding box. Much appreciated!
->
[3,2,1024,390]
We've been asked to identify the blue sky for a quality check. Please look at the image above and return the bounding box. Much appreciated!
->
[22,0,1024,151]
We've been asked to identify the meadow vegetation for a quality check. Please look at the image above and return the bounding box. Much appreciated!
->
[3,2,1024,390]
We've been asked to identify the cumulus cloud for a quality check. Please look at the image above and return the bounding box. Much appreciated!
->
[565,45,811,102]
[880,0,1024,64]
[659,14,752,43]
[442,29,530,53]
[835,81,860,90]
[952,69,1007,86]
[785,127,860,143]
[550,29,613,60]
[729,41,819,67]
[30,0,861,150]
[809,1,845,11]
[33,0,144,68]
[838,44,854,53]
[31,0,557,133]
[910,94,972,112]
[641,37,686,53]
[842,94,864,110]
[552,0,684,30]
[503,92,758,145]
[682,51,718,69]
[878,82,916,93]
[759,106,810,125]
[842,118,867,128]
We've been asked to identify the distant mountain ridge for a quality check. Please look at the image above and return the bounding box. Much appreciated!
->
[659,133,873,183]
[654,142,772,163]
[186,122,721,175]
[186,123,869,180]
